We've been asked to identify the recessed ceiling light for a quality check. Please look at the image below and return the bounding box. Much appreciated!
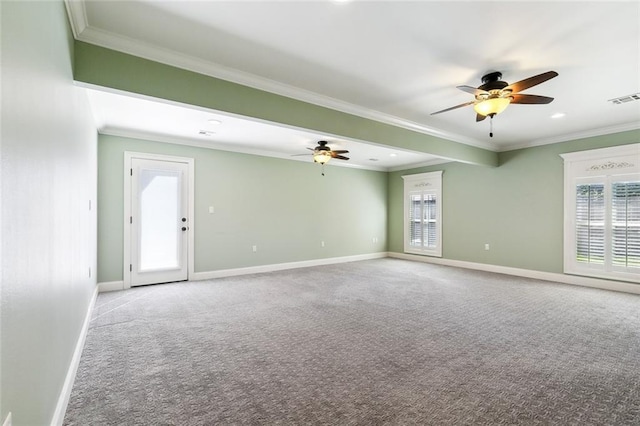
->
[207,119,222,125]
[390,153,398,157]
[551,113,566,119]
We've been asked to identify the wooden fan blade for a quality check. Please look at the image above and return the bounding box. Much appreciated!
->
[331,150,349,155]
[457,85,488,96]
[476,113,487,122]
[510,94,554,104]
[431,101,475,115]
[505,71,558,93]
[333,155,350,160]
[306,147,315,151]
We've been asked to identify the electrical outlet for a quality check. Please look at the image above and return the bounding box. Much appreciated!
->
[484,243,490,251]
[321,241,325,247]
[208,206,214,214]
[252,245,257,252]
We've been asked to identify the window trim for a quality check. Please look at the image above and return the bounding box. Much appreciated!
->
[561,143,640,283]
[402,171,443,257]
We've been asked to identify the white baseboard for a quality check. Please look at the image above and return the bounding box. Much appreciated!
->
[102,252,640,295]
[388,252,640,295]
[191,252,388,281]
[50,284,99,426]
[98,280,124,293]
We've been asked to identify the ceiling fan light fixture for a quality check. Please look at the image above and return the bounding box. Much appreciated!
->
[474,97,511,116]
[313,150,331,164]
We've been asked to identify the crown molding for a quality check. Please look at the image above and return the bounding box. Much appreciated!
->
[83,83,440,173]
[65,1,494,152]
[497,121,640,152]
[78,26,489,150]
[98,128,391,172]
[63,0,87,39]
[388,158,451,172]
[66,1,638,158]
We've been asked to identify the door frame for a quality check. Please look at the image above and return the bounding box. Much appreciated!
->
[123,151,195,289]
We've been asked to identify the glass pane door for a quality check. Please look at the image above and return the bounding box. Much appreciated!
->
[139,169,181,271]
[130,158,189,286]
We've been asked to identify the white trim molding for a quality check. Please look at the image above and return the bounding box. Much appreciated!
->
[507,122,640,153]
[62,1,489,151]
[191,252,387,281]
[64,1,640,156]
[402,171,443,257]
[63,0,87,39]
[102,251,640,296]
[560,143,640,283]
[101,254,388,291]
[51,285,98,426]
[98,281,124,293]
[389,252,640,295]
[560,143,640,163]
[123,151,195,289]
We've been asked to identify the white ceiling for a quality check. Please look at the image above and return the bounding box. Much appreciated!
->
[87,88,439,170]
[69,0,640,169]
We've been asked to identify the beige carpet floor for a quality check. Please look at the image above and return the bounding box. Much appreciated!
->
[64,259,640,425]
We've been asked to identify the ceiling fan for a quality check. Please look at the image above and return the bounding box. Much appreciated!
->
[294,140,349,175]
[431,70,558,137]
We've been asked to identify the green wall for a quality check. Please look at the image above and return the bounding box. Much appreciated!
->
[98,135,387,283]
[1,1,98,424]
[74,41,497,167]
[389,130,640,273]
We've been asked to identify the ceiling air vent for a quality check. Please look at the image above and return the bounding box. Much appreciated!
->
[608,93,640,105]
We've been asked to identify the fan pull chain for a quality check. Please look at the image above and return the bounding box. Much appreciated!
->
[321,163,325,176]
[489,115,494,138]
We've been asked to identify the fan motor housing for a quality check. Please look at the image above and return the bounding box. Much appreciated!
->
[479,72,508,91]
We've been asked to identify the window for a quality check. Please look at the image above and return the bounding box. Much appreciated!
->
[575,183,605,265]
[402,171,442,257]
[561,144,640,282]
[611,181,640,268]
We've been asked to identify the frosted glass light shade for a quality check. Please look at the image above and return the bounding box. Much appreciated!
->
[474,97,511,116]
[313,151,331,164]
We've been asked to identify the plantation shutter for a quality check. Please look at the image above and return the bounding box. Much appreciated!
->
[575,183,605,266]
[425,194,437,248]
[409,194,423,247]
[611,180,640,269]
[408,193,437,249]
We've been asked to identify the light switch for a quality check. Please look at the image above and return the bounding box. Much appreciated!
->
[208,206,215,214]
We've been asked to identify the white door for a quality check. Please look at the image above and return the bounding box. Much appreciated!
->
[127,156,191,287]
